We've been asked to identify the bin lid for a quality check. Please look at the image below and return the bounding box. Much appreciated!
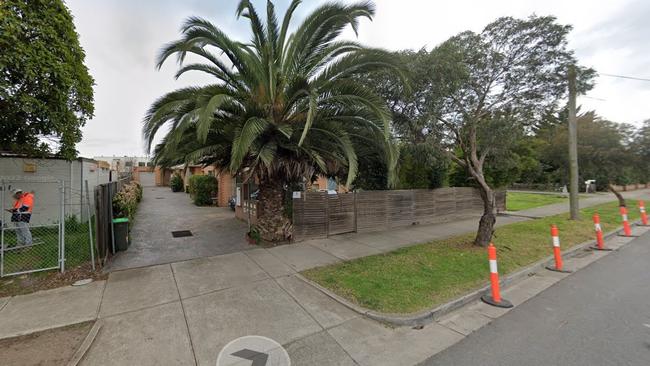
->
[112,217,129,223]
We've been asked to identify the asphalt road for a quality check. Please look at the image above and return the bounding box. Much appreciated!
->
[420,230,650,366]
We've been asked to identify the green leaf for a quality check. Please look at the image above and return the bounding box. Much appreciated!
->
[230,117,270,171]
[298,89,317,146]
[198,94,230,142]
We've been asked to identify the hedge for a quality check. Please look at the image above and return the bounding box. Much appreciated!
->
[189,175,217,206]
[170,173,183,192]
[112,182,143,221]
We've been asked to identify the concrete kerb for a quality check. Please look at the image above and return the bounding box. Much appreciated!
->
[66,320,103,366]
[296,221,642,327]
[0,296,11,313]
[498,212,544,219]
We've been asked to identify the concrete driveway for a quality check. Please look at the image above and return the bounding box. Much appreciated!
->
[107,186,250,271]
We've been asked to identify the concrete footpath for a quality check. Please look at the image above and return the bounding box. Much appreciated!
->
[0,189,648,365]
[0,226,646,366]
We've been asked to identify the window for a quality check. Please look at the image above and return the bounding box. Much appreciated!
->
[327,177,337,191]
[138,162,145,167]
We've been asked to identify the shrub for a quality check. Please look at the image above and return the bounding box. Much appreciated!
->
[65,215,83,232]
[188,175,217,206]
[170,173,183,192]
[247,227,261,245]
[112,182,143,221]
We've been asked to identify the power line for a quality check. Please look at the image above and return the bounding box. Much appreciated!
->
[599,73,650,82]
[582,95,606,102]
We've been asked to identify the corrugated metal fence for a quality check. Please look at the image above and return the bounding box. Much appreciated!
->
[293,187,506,241]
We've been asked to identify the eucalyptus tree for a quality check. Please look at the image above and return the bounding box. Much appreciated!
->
[143,0,403,242]
[631,119,650,184]
[430,16,595,247]
[541,112,640,206]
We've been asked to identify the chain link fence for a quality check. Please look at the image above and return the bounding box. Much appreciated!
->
[63,184,96,272]
[0,179,95,277]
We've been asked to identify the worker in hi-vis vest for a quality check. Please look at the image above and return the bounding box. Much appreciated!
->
[8,189,34,246]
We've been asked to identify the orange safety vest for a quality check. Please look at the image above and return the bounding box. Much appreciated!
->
[13,192,34,213]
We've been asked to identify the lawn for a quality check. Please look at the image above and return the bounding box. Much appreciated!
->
[303,201,637,314]
[506,191,568,211]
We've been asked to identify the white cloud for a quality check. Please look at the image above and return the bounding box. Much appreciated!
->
[66,0,649,157]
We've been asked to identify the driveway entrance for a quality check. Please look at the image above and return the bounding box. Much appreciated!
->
[138,172,155,187]
[108,185,250,271]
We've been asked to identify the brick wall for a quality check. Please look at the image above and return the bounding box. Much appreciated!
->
[217,171,234,207]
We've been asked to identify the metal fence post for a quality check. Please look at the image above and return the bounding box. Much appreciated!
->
[85,180,96,270]
[58,180,62,272]
[60,181,66,273]
[109,182,116,254]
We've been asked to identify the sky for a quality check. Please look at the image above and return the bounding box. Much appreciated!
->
[65,0,650,157]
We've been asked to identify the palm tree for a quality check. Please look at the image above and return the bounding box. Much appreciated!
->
[143,0,404,242]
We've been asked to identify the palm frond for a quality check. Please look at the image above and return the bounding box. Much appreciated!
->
[144,0,402,192]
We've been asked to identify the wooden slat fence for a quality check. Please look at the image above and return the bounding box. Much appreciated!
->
[292,191,327,240]
[328,193,356,235]
[293,187,505,241]
[610,183,650,192]
[94,178,131,265]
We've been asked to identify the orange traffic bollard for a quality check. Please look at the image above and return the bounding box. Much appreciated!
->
[590,213,612,251]
[619,206,633,237]
[546,225,572,273]
[481,243,513,308]
[640,201,649,226]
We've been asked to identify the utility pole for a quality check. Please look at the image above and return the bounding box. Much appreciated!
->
[568,65,580,220]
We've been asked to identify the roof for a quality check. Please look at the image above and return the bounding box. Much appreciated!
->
[0,151,98,163]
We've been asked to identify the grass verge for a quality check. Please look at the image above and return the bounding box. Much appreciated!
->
[302,201,638,314]
[506,192,568,211]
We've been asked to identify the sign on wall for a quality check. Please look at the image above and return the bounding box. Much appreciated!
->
[23,162,36,173]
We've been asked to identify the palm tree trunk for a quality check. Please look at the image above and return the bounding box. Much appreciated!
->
[256,177,292,242]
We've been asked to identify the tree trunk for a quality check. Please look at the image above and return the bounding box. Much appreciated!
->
[608,183,626,207]
[255,177,292,243]
[475,182,496,247]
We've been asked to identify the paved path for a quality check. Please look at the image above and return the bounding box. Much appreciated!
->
[420,229,650,366]
[0,226,646,365]
[108,186,250,271]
